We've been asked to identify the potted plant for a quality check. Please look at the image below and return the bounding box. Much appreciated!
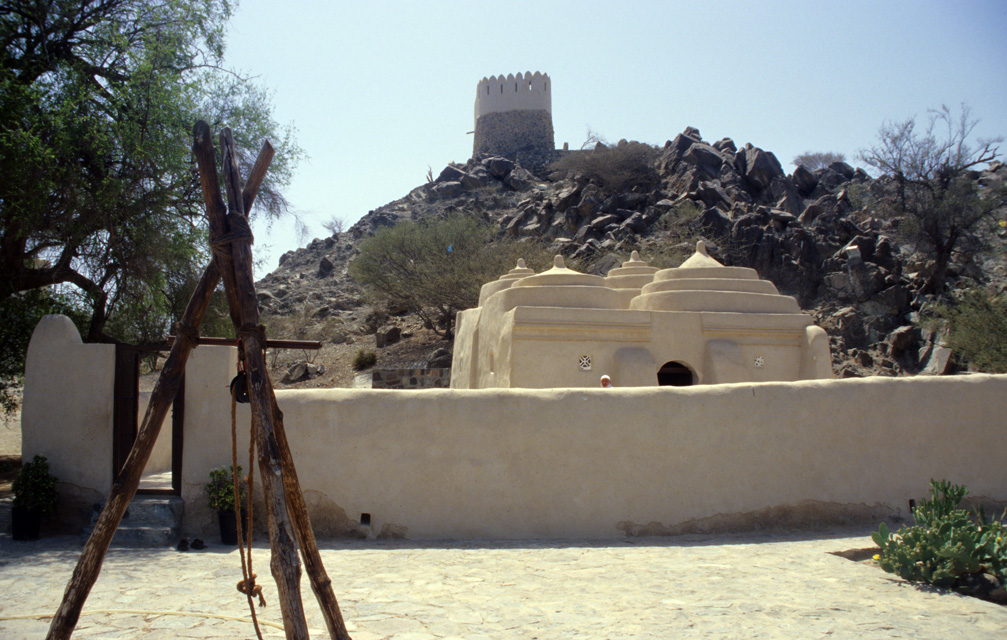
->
[205,465,247,545]
[11,455,59,540]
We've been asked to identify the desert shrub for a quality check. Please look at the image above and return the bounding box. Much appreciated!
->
[549,140,658,193]
[349,214,553,336]
[873,480,1007,593]
[352,349,377,371]
[937,289,1007,373]
[792,151,846,171]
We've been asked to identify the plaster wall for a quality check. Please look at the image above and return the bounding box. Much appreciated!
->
[23,317,1007,541]
[22,315,114,526]
[256,374,1007,540]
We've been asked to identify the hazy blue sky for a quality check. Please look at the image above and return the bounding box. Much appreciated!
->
[223,1,1007,275]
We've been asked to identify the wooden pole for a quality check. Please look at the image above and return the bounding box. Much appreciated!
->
[216,130,352,640]
[45,138,275,640]
[195,122,311,639]
[204,123,352,639]
[46,265,220,640]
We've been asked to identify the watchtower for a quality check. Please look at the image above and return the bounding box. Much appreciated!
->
[473,71,555,168]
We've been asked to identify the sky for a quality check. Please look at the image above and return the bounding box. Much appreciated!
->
[223,1,1007,277]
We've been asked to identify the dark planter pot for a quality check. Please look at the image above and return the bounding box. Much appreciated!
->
[217,509,248,546]
[12,506,42,541]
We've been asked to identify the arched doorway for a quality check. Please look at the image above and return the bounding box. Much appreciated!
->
[657,361,694,387]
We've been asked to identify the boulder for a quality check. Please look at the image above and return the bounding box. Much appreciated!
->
[482,156,514,178]
[424,348,453,369]
[684,143,724,176]
[375,325,402,348]
[792,165,818,196]
[736,146,784,192]
[317,256,334,278]
[700,207,733,238]
[435,165,467,183]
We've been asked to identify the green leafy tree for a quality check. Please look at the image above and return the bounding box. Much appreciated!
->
[859,105,1003,294]
[0,0,301,345]
[349,215,552,337]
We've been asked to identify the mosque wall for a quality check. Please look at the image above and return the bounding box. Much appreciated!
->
[22,317,1007,541]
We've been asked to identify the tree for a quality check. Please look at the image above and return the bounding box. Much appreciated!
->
[349,215,552,337]
[792,151,846,171]
[0,0,301,344]
[859,105,1003,294]
[939,289,1007,373]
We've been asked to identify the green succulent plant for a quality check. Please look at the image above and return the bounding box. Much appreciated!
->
[872,480,1007,591]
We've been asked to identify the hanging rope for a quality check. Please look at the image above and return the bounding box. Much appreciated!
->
[232,374,265,640]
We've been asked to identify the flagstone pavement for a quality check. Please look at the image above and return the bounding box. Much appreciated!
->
[1,527,1005,639]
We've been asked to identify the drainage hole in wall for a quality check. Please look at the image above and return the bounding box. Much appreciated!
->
[360,513,371,526]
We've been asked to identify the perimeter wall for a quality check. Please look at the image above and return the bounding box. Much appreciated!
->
[23,315,1007,540]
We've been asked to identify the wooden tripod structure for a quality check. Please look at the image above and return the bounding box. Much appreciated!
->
[45,121,352,640]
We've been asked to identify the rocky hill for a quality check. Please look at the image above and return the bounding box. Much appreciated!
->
[256,126,1007,385]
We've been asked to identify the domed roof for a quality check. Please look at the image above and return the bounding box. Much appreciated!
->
[478,258,536,306]
[511,255,606,288]
[488,255,622,311]
[630,241,800,313]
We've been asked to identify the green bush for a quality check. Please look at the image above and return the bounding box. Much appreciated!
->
[349,214,552,336]
[205,465,246,513]
[352,349,377,371]
[12,455,59,517]
[872,480,1007,591]
[549,140,659,194]
[938,289,1007,373]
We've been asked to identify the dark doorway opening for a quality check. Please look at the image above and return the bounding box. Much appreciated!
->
[657,361,694,387]
[113,343,182,495]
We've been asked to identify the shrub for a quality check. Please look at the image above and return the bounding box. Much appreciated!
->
[549,140,659,193]
[938,289,1007,373]
[792,151,846,171]
[352,349,377,371]
[349,214,553,336]
[205,465,246,513]
[872,480,1007,592]
[12,455,59,517]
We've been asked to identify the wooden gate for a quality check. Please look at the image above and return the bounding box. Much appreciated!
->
[112,344,183,495]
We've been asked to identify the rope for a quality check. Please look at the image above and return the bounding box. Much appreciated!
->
[210,213,254,259]
[232,386,265,640]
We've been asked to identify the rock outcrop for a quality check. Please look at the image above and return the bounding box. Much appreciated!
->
[257,130,1007,378]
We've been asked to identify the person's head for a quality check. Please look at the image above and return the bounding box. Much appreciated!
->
[600,375,612,388]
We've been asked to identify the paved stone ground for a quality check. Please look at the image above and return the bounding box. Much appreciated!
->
[2,527,1006,639]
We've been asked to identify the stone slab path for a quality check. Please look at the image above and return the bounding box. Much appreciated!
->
[2,527,1005,639]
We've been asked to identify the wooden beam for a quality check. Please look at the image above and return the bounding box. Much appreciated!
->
[47,124,281,640]
[46,262,224,640]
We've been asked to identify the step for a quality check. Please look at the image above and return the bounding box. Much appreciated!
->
[82,495,183,546]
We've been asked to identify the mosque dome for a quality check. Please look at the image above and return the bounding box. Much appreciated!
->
[604,251,659,290]
[489,255,622,310]
[630,241,801,313]
[478,258,536,306]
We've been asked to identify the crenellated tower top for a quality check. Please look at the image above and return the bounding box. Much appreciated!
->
[475,71,551,119]
[473,71,554,168]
